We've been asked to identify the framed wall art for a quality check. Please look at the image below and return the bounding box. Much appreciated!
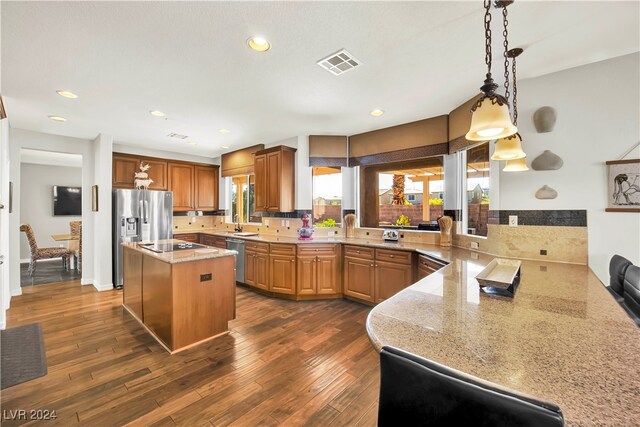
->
[606,159,640,212]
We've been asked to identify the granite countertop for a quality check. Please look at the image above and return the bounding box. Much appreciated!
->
[366,250,640,426]
[122,239,237,264]
[195,229,455,254]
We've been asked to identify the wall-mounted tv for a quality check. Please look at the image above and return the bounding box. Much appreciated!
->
[53,186,82,216]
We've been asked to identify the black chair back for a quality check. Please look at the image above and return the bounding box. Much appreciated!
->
[623,264,640,319]
[379,346,564,427]
[609,255,632,296]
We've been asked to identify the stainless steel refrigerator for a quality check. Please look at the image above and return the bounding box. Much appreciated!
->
[112,189,173,289]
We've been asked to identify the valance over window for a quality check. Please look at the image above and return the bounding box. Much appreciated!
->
[308,135,348,167]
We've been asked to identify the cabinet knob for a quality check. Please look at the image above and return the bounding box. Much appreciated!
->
[371,264,374,267]
[356,250,360,254]
[390,255,395,258]
[291,259,295,262]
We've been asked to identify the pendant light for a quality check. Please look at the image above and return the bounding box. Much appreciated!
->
[466,0,517,142]
[498,48,529,167]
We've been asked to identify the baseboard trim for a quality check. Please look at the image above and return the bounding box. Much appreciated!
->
[80,278,92,286]
[93,281,114,292]
[10,287,22,297]
[20,258,30,264]
[0,319,5,330]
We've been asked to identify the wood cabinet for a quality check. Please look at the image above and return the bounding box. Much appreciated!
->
[269,245,296,295]
[343,245,414,303]
[174,233,199,243]
[122,247,143,319]
[297,244,340,296]
[194,165,219,211]
[245,242,269,291]
[343,254,376,302]
[112,154,168,190]
[200,234,227,249]
[113,152,218,211]
[254,146,296,212]
[168,163,194,211]
[417,254,448,280]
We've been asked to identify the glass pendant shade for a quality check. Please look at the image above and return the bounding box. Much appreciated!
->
[491,133,526,160]
[465,98,518,141]
[503,157,529,172]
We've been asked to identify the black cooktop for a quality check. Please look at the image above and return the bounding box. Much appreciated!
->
[138,242,207,253]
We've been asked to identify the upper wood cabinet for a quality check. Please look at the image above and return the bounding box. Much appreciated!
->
[194,165,219,211]
[254,146,296,212]
[168,163,195,212]
[112,154,168,190]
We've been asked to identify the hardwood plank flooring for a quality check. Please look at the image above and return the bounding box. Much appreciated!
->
[2,280,380,426]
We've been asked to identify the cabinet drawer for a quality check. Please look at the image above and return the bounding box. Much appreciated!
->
[297,244,338,256]
[376,248,413,265]
[418,254,448,271]
[343,245,374,260]
[200,234,227,249]
[246,241,269,254]
[270,243,296,256]
[174,233,199,243]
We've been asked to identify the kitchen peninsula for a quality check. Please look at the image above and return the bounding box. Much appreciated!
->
[366,250,640,425]
[121,240,237,353]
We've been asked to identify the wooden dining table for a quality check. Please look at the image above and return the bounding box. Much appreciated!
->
[51,234,79,269]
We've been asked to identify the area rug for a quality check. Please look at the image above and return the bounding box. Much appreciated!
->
[1,323,47,389]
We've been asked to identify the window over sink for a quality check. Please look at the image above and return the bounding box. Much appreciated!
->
[230,174,260,224]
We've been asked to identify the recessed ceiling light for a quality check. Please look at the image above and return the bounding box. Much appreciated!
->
[48,115,67,122]
[188,141,198,146]
[149,110,165,117]
[247,36,271,52]
[370,109,385,117]
[56,90,78,99]
[218,128,231,134]
[221,146,229,149]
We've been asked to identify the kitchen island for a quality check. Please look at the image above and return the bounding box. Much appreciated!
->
[366,249,640,426]
[122,240,237,353]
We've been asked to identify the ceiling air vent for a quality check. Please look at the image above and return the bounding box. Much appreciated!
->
[317,49,361,76]
[167,132,188,140]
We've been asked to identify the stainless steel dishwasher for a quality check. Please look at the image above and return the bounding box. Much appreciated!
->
[226,238,245,283]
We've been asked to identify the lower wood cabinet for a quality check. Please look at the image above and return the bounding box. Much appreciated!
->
[269,254,296,294]
[200,234,227,249]
[297,245,341,296]
[123,249,143,319]
[343,245,415,303]
[343,255,376,302]
[245,246,269,291]
[417,254,448,280]
[174,233,199,243]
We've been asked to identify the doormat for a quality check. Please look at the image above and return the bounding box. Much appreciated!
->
[1,323,47,389]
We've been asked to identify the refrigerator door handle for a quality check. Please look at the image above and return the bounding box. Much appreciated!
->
[143,200,149,223]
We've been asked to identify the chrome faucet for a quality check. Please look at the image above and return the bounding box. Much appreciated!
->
[233,214,243,232]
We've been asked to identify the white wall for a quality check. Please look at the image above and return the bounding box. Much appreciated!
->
[0,119,10,329]
[9,129,96,294]
[19,163,82,260]
[499,53,640,283]
[92,134,113,290]
[113,142,219,165]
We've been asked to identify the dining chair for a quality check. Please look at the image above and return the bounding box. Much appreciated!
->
[378,346,564,427]
[69,220,81,270]
[20,224,73,275]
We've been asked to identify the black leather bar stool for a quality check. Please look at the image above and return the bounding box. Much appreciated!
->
[609,254,632,299]
[623,264,640,319]
[378,346,564,427]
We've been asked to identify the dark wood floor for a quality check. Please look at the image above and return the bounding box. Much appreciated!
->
[2,281,380,426]
[20,259,81,287]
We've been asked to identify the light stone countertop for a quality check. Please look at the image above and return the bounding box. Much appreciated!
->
[366,249,640,426]
[122,239,237,264]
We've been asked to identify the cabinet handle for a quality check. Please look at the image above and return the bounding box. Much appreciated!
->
[356,250,360,254]
[390,255,395,258]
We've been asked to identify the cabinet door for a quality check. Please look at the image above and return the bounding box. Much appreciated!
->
[113,156,139,189]
[142,256,173,348]
[375,260,414,303]
[168,163,195,211]
[255,253,270,291]
[254,154,267,211]
[174,233,199,243]
[244,251,256,286]
[270,255,295,295]
[123,248,143,319]
[343,256,375,302]
[266,151,280,212]
[317,255,340,295]
[145,160,167,190]
[296,256,316,295]
[194,165,219,211]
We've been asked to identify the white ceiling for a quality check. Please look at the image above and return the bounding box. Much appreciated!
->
[2,1,638,157]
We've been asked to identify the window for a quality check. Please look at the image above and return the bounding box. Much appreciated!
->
[312,167,342,227]
[231,174,258,223]
[464,142,490,236]
[375,157,444,228]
